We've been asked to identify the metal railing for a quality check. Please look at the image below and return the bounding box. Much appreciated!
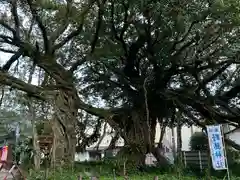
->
[182,151,209,170]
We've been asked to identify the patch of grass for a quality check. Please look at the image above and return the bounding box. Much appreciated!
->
[26,161,240,180]
[26,170,216,180]
[26,167,240,180]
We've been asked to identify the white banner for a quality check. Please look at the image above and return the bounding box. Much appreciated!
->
[206,125,227,170]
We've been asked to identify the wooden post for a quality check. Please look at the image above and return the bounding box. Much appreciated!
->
[154,176,159,180]
[199,151,203,171]
[221,125,230,180]
[191,126,194,136]
[123,161,128,180]
[78,175,82,180]
[183,151,187,167]
[123,161,126,176]
[113,169,116,180]
[171,127,176,160]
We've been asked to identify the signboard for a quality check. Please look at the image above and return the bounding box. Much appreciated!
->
[206,125,226,170]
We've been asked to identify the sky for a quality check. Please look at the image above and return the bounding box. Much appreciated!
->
[0,52,10,66]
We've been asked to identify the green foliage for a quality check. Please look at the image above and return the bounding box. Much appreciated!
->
[225,148,240,176]
[189,132,209,151]
[79,0,240,131]
[13,138,34,168]
[26,163,240,180]
[3,0,240,168]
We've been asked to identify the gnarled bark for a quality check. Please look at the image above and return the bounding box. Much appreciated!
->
[111,110,169,166]
[51,89,78,166]
[0,0,101,168]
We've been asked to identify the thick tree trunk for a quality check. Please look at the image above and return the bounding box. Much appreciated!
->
[32,121,41,170]
[114,111,152,166]
[176,124,182,153]
[51,89,78,166]
[114,110,169,166]
[28,100,41,170]
[152,124,169,166]
[176,121,182,163]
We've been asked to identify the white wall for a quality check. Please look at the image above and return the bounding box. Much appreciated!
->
[155,124,201,151]
[87,123,202,151]
[227,131,240,145]
[75,152,90,162]
[180,126,201,151]
[75,124,240,162]
[75,123,202,161]
[223,124,240,146]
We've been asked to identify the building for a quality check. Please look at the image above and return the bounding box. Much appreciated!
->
[75,123,240,164]
[75,123,201,162]
[223,124,240,147]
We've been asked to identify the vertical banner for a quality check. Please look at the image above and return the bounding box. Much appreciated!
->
[206,125,227,170]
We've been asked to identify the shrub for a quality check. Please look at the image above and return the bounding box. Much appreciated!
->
[189,132,208,151]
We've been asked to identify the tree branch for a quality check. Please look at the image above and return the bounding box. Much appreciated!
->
[107,131,120,150]
[0,72,45,100]
[69,56,87,73]
[88,63,137,94]
[53,24,83,50]
[1,49,22,71]
[77,99,110,118]
[49,0,73,44]
[69,0,105,73]
[0,86,4,107]
[0,20,16,35]
[172,39,195,59]
[53,0,96,51]
[0,35,15,45]
[26,0,49,53]
[10,0,20,39]
[225,138,240,151]
[95,121,107,150]
[90,0,105,53]
[181,106,240,150]
[0,48,17,54]
[219,79,240,102]
[197,61,232,92]
[101,61,137,91]
[110,0,128,56]
[171,20,198,51]
[143,77,151,149]
[169,90,239,125]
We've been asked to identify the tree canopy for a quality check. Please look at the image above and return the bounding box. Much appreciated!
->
[1,0,240,164]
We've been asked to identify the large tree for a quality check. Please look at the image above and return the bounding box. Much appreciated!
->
[2,0,240,166]
[0,0,107,164]
[80,0,240,162]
